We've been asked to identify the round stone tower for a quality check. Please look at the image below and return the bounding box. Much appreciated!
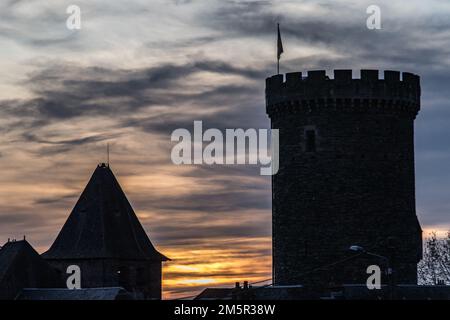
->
[266,69,422,288]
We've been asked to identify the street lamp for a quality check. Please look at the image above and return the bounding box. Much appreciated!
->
[348,245,394,299]
[349,245,365,253]
[349,246,391,268]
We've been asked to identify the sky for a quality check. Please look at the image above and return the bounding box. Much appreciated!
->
[0,0,449,299]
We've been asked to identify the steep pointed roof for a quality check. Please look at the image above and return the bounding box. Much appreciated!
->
[42,164,168,261]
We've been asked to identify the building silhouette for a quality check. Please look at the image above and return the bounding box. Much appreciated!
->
[265,69,423,288]
[42,163,168,299]
[0,240,62,300]
[0,163,167,300]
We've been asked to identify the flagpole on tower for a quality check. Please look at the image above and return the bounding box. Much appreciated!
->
[277,53,280,75]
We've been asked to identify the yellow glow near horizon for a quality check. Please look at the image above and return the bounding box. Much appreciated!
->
[160,237,271,299]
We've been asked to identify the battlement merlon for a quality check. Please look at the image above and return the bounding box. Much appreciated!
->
[265,70,421,118]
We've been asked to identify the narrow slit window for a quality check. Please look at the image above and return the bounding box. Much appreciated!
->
[305,130,316,152]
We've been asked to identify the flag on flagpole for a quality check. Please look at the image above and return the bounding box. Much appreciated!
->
[277,23,283,74]
[277,23,284,60]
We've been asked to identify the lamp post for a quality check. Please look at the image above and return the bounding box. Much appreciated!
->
[349,245,394,299]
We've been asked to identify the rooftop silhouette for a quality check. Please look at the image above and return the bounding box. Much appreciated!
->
[43,163,168,261]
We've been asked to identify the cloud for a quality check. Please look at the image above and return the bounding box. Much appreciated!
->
[2,60,267,126]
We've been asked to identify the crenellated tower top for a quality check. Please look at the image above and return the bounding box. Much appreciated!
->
[266,69,421,119]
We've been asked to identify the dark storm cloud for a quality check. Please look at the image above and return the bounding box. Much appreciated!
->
[202,1,450,70]
[2,60,268,129]
[22,132,116,146]
[33,193,79,205]
[145,35,220,50]
[130,167,270,218]
[156,222,270,242]
[178,165,270,185]
[0,212,35,225]
[149,190,270,213]
[200,1,362,44]
[121,99,268,137]
[21,132,121,157]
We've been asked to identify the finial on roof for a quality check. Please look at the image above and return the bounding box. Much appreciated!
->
[107,143,110,168]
